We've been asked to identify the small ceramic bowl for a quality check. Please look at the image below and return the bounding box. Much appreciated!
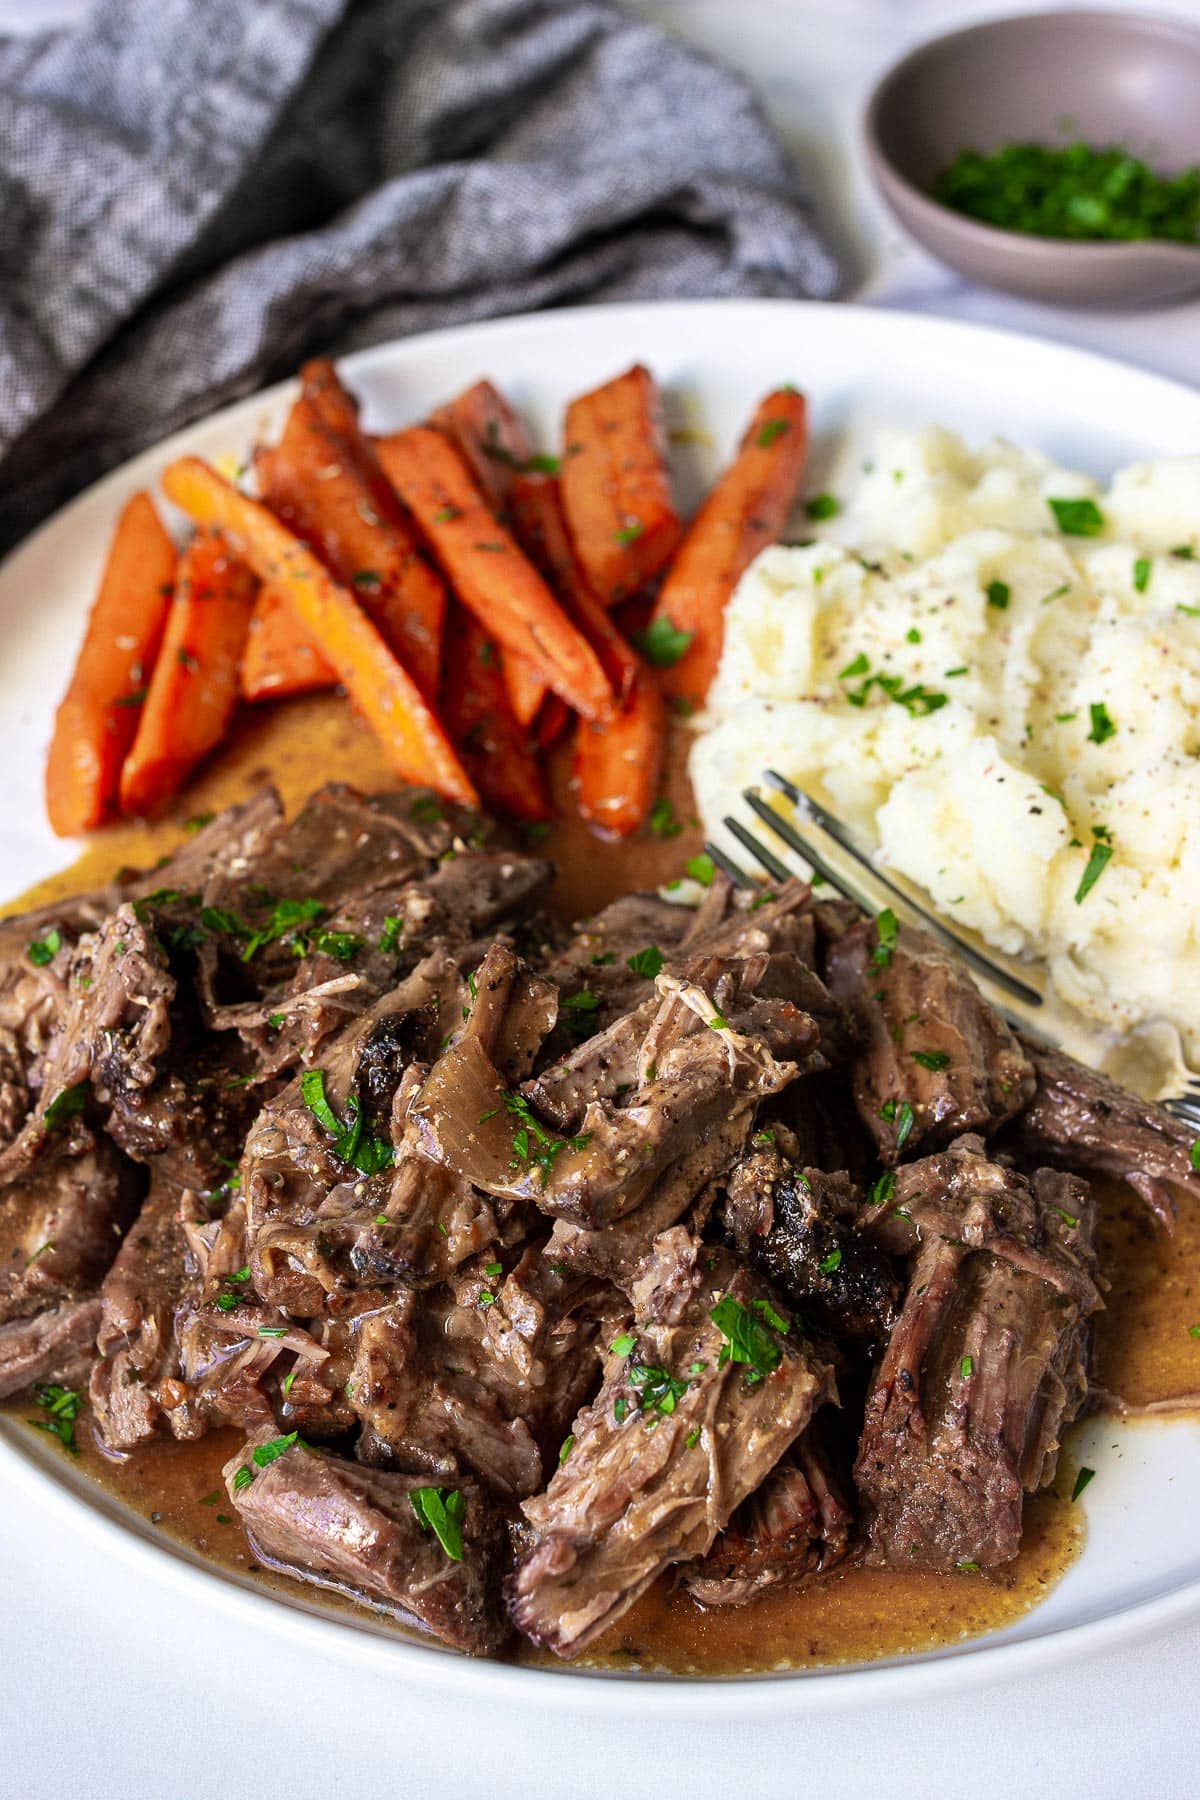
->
[864,9,1200,307]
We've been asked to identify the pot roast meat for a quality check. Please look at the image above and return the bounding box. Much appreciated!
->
[683,1418,854,1607]
[854,1136,1101,1570]
[824,916,1035,1164]
[0,1140,141,1399]
[1004,1039,1200,1229]
[90,1178,191,1449]
[414,958,814,1229]
[724,1147,899,1345]
[222,1432,508,1656]
[507,1232,833,1658]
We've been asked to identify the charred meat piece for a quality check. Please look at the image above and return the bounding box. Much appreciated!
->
[1004,1039,1200,1229]
[683,1417,854,1607]
[223,1432,508,1656]
[824,916,1034,1163]
[507,1232,833,1658]
[724,1148,899,1345]
[854,1137,1100,1569]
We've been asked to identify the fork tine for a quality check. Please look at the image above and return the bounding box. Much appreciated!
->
[1164,1094,1200,1131]
[755,776,1043,1011]
[704,841,755,889]
[736,797,861,902]
[722,815,792,884]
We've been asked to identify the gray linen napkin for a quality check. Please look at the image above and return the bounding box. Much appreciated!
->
[0,0,840,552]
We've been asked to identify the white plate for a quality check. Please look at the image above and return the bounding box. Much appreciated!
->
[1,298,1198,1707]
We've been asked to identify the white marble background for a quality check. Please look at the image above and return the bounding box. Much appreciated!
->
[2,3,1199,1797]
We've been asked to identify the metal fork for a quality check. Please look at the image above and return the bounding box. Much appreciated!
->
[710,768,1200,1133]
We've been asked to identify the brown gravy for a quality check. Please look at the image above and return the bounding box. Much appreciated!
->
[3,697,1197,1674]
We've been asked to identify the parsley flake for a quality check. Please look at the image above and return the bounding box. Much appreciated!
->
[1048,496,1104,536]
[635,616,694,668]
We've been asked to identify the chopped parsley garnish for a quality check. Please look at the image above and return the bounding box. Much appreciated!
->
[613,1397,629,1424]
[896,1102,915,1150]
[410,1486,467,1560]
[28,1383,81,1453]
[184,811,216,833]
[114,687,147,708]
[805,492,840,520]
[871,908,898,970]
[232,1465,255,1492]
[562,989,600,1014]
[628,1361,689,1416]
[1074,826,1114,905]
[709,1012,730,1031]
[379,915,404,955]
[1051,1204,1080,1230]
[1048,496,1104,537]
[710,1294,788,1383]
[558,1435,575,1466]
[635,616,694,668]
[502,1090,591,1187]
[253,1432,299,1469]
[753,1128,776,1147]
[933,141,1200,243]
[986,579,1011,610]
[685,1427,702,1449]
[906,627,922,643]
[257,1326,288,1340]
[960,1355,974,1378]
[27,929,62,966]
[840,656,948,717]
[43,1081,87,1133]
[756,418,791,449]
[300,1069,394,1175]
[1071,1466,1096,1501]
[199,1490,221,1507]
[591,951,616,966]
[819,1247,842,1275]
[409,794,443,824]
[649,795,683,838]
[912,1049,950,1072]
[1133,557,1152,593]
[281,1369,298,1396]
[610,1332,636,1357]
[685,853,716,887]
[613,520,644,546]
[1189,1138,1200,1173]
[1087,701,1116,745]
[955,1559,981,1574]
[478,1290,495,1307]
[627,945,665,980]
[867,1170,896,1209]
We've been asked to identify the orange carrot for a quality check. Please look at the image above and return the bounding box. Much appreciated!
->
[45,491,177,836]
[428,382,550,727]
[509,473,639,705]
[574,669,666,840]
[429,379,534,513]
[241,581,336,701]
[650,388,809,708]
[119,529,258,816]
[376,426,611,722]
[160,457,477,806]
[440,605,552,823]
[300,358,419,536]
[268,394,446,700]
[559,364,681,606]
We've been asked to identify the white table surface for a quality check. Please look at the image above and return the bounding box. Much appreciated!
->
[2,3,1199,1796]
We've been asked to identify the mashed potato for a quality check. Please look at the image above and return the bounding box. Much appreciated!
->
[691,427,1200,1091]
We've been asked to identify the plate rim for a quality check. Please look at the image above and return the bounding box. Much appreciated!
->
[3,293,1200,1699]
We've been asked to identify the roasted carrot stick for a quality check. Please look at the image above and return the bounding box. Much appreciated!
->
[119,529,258,816]
[440,605,552,823]
[376,427,611,722]
[427,382,550,727]
[268,394,446,700]
[650,389,808,709]
[429,379,534,513]
[45,491,177,837]
[160,458,477,806]
[241,582,336,701]
[300,358,419,536]
[509,473,639,705]
[559,364,681,607]
[574,669,666,840]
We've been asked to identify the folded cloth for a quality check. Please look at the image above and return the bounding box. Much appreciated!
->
[0,0,840,552]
